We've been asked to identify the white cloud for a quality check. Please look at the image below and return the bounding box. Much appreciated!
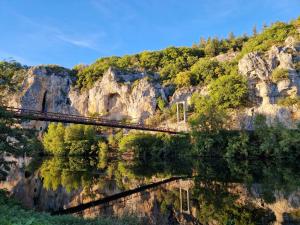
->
[10,10,107,52]
[55,33,96,49]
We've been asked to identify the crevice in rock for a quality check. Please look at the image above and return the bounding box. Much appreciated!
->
[42,91,47,113]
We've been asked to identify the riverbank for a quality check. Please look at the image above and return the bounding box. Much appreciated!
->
[0,190,140,225]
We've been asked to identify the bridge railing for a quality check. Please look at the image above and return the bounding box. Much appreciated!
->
[2,106,177,133]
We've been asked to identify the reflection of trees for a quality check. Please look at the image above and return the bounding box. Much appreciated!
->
[126,156,194,178]
[226,159,300,204]
[37,155,300,224]
[0,157,9,181]
[40,157,96,193]
[190,178,276,225]
[39,157,148,193]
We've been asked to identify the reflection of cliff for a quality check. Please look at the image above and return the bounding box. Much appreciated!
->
[1,157,300,225]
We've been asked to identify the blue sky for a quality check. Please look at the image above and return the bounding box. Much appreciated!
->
[0,0,299,68]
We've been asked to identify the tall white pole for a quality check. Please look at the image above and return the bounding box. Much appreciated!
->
[176,102,179,123]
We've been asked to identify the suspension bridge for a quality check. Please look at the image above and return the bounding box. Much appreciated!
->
[1,106,182,134]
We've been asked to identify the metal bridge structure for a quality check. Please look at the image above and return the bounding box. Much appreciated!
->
[1,106,182,134]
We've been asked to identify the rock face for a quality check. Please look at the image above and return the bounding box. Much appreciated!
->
[8,66,74,113]
[78,68,163,121]
[237,37,300,129]
[5,67,165,128]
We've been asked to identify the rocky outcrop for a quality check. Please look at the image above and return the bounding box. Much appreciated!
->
[79,68,163,121]
[5,67,165,128]
[237,37,300,129]
[215,51,237,62]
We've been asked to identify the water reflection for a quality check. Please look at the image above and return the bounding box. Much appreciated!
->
[1,154,300,225]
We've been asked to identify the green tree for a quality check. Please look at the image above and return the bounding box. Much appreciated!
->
[64,124,84,142]
[98,141,109,169]
[157,96,167,111]
[209,74,248,109]
[43,123,66,155]
[252,25,257,36]
[189,95,229,132]
[204,38,218,57]
[43,123,98,155]
[191,58,224,84]
[174,71,196,87]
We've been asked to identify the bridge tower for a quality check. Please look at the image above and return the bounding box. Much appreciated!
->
[176,101,187,123]
[179,187,190,214]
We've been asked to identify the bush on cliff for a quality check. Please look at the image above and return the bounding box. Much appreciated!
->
[239,21,298,57]
[271,68,289,82]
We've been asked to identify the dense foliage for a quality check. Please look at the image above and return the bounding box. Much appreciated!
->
[0,106,42,156]
[238,21,299,58]
[75,47,204,89]
[190,113,300,159]
[0,60,27,102]
[43,123,100,155]
[118,132,191,160]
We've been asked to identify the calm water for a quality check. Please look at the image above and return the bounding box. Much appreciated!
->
[1,154,300,225]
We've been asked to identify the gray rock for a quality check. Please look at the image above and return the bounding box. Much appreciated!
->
[6,66,165,126]
[238,52,271,81]
[237,37,300,129]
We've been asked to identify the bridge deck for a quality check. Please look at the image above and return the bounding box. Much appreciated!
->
[2,107,181,134]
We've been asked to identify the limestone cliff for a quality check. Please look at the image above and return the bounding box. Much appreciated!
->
[72,68,164,121]
[170,36,300,130]
[4,66,165,129]
[2,36,300,130]
[237,36,300,129]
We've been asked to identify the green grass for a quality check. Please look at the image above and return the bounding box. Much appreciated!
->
[0,190,141,225]
[271,68,289,83]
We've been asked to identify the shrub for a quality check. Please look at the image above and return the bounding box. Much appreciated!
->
[209,74,248,109]
[174,71,196,87]
[157,96,167,111]
[43,123,66,155]
[0,106,43,156]
[189,95,229,132]
[43,123,98,155]
[225,132,250,158]
[75,47,204,89]
[277,96,300,107]
[190,58,224,84]
[118,132,190,159]
[108,131,124,148]
[98,141,109,169]
[271,68,289,82]
[239,22,298,57]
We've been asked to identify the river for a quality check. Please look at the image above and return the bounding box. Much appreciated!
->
[1,154,300,225]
